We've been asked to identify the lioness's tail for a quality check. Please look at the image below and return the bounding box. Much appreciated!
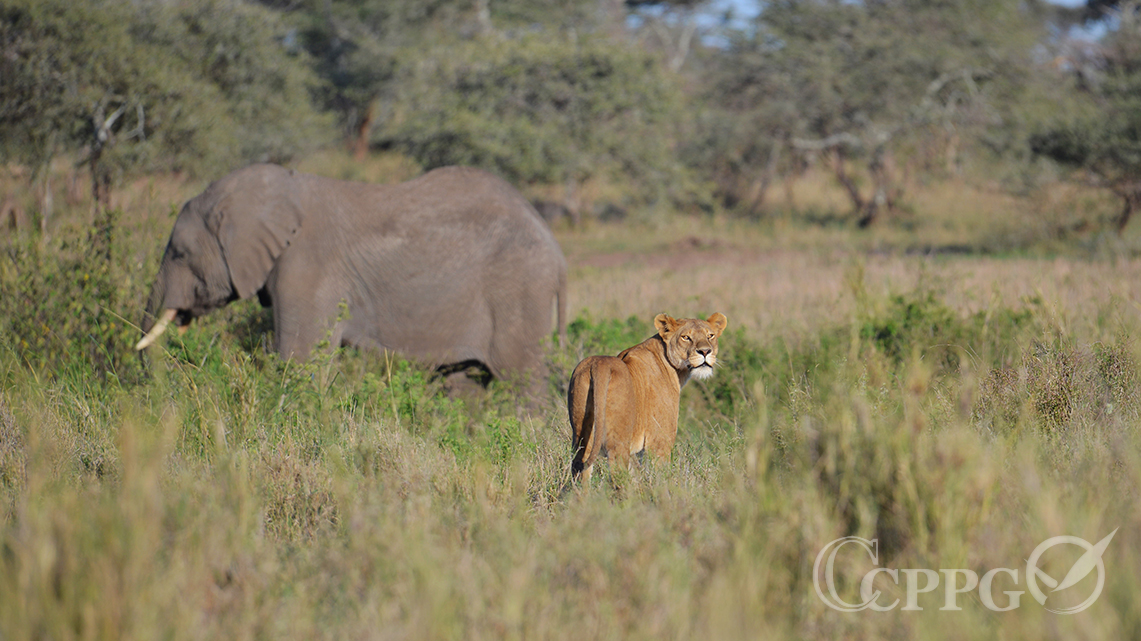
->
[572,361,609,481]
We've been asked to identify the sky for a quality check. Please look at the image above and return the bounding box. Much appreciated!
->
[690,0,1104,45]
[709,0,1090,19]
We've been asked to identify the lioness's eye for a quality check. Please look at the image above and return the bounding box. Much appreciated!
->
[682,335,691,342]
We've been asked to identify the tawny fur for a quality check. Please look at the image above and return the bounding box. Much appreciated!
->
[568,312,727,482]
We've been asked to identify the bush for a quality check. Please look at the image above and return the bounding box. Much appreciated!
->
[0,210,152,385]
[383,35,703,211]
[0,0,334,188]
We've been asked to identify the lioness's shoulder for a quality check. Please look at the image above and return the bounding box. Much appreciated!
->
[616,336,659,361]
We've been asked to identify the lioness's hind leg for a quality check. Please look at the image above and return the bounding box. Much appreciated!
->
[578,462,593,483]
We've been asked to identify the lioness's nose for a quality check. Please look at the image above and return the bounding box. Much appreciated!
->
[697,347,711,357]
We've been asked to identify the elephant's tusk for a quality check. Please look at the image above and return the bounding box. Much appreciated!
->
[135,308,177,350]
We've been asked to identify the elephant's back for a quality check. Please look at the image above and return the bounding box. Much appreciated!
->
[201,164,294,202]
[392,166,549,231]
[420,167,565,269]
[315,166,562,263]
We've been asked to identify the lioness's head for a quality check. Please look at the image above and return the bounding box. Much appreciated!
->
[655,312,728,382]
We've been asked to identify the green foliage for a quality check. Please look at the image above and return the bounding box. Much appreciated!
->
[277,0,634,147]
[1030,11,1141,220]
[142,0,336,166]
[280,0,467,138]
[1,0,134,166]
[384,35,695,206]
[0,210,153,385]
[558,291,1042,436]
[478,410,529,466]
[0,0,333,183]
[857,289,1039,375]
[694,0,1047,214]
[566,313,651,357]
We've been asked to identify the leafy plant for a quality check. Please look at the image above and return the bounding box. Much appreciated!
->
[0,210,150,385]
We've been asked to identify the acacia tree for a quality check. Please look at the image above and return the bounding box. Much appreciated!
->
[269,0,615,158]
[0,0,331,217]
[1030,2,1141,232]
[382,35,692,219]
[268,0,465,159]
[698,0,1045,225]
[1,0,164,214]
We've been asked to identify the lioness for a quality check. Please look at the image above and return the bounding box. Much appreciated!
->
[568,312,728,481]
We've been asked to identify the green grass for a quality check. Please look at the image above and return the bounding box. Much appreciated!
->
[2,170,1141,639]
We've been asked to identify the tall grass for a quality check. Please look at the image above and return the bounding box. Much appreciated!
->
[2,256,1139,640]
[1,163,1140,639]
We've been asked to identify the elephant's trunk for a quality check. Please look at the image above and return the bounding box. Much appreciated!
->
[141,260,169,334]
[139,258,175,349]
[135,308,177,350]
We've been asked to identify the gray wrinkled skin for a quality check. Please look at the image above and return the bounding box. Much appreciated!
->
[143,164,567,379]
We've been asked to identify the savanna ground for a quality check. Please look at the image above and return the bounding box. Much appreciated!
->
[2,154,1141,640]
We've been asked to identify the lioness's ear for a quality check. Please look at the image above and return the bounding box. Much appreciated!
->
[654,313,679,338]
[707,312,728,336]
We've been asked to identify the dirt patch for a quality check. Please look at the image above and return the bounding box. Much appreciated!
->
[670,235,725,252]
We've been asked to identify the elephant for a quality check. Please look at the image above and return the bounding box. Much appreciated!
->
[137,163,567,381]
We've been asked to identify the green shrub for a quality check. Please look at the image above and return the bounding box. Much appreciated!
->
[0,210,152,386]
[566,313,649,357]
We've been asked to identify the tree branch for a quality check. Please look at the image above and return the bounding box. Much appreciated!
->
[791,132,862,151]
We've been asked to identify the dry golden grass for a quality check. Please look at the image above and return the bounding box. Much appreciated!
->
[3,154,1141,640]
[558,218,1141,347]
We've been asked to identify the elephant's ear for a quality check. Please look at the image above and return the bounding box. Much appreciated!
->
[213,195,301,300]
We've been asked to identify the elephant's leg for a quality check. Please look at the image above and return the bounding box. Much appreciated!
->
[487,286,552,386]
[267,255,353,360]
[271,294,345,360]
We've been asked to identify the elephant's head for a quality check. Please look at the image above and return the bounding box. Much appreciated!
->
[137,166,301,349]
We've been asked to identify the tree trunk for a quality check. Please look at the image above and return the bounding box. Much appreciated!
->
[564,177,581,227]
[90,151,112,214]
[945,130,960,175]
[746,140,783,217]
[1116,186,1140,234]
[352,99,378,161]
[856,202,879,228]
[89,102,124,215]
[831,148,875,225]
[862,148,901,228]
[783,157,799,212]
[0,196,26,232]
[39,166,52,235]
